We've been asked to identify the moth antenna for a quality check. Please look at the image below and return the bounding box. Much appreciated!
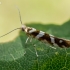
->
[0,6,24,38]
[0,28,21,38]
[16,6,23,25]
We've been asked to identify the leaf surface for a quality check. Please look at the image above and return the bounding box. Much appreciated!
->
[0,21,70,70]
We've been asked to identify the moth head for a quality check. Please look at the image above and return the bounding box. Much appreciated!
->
[21,24,27,31]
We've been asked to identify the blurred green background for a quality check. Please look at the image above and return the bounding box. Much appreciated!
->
[0,0,70,42]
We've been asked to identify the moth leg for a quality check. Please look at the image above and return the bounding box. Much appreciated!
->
[26,38,38,57]
[33,44,38,58]
[25,36,33,43]
[25,37,30,44]
[30,37,32,42]
[25,36,33,48]
[45,43,56,49]
[24,37,31,54]
[49,45,56,49]
[25,37,38,57]
[25,36,30,48]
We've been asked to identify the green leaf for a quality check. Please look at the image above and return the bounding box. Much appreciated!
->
[0,20,70,70]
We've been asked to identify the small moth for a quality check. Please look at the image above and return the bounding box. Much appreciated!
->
[0,7,70,48]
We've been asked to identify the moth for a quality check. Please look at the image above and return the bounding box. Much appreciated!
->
[0,7,70,49]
